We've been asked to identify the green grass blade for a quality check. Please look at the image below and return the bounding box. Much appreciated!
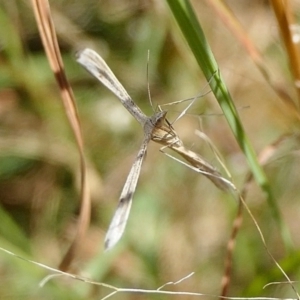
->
[166,0,293,250]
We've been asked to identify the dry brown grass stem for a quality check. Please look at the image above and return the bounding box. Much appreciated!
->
[206,0,300,119]
[31,0,91,271]
[270,0,300,107]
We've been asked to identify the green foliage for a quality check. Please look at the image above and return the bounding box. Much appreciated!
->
[0,1,299,299]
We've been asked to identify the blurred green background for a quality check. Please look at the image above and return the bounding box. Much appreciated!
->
[0,0,300,299]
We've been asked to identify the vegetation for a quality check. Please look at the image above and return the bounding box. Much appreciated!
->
[0,0,300,299]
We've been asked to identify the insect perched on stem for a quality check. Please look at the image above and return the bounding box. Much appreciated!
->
[76,48,233,250]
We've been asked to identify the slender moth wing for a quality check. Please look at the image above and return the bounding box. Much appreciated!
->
[104,135,150,250]
[76,48,170,250]
[76,48,147,125]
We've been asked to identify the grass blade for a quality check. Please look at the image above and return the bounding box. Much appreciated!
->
[166,0,292,249]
